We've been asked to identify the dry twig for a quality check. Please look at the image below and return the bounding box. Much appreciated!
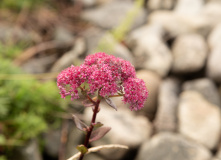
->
[14,40,74,66]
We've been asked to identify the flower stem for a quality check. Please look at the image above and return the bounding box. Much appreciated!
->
[79,98,101,160]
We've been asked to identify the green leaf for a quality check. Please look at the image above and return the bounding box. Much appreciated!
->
[76,145,88,154]
[0,155,7,160]
[92,122,103,129]
[0,135,6,145]
[0,58,64,146]
[0,97,9,118]
[89,127,111,142]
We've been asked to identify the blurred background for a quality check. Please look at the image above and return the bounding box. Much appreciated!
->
[0,0,221,160]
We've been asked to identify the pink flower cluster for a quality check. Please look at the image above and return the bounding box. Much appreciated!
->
[57,52,148,110]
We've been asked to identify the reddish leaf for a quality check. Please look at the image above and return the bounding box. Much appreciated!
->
[72,114,88,132]
[105,97,117,111]
[82,99,94,108]
[76,145,88,154]
[89,127,111,142]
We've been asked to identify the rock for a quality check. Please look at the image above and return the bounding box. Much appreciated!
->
[216,144,221,159]
[81,1,147,29]
[21,54,57,73]
[84,28,134,64]
[50,38,86,72]
[135,133,212,160]
[54,26,75,43]
[0,25,37,44]
[202,1,221,26]
[208,23,221,48]
[43,129,60,158]
[178,91,221,149]
[219,85,221,104]
[136,70,162,120]
[112,42,134,65]
[65,122,84,159]
[84,104,152,160]
[83,26,105,54]
[126,24,172,77]
[212,158,221,160]
[75,0,97,7]
[147,0,176,10]
[83,153,105,160]
[75,0,132,7]
[206,45,221,83]
[94,33,135,65]
[174,0,204,14]
[12,139,42,160]
[171,33,208,73]
[83,26,135,64]
[154,77,180,132]
[148,11,212,37]
[182,78,221,107]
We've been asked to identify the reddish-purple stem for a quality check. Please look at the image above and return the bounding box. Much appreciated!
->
[78,98,100,160]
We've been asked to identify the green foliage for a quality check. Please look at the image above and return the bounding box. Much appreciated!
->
[0,42,24,60]
[0,0,46,11]
[0,156,7,160]
[76,145,88,154]
[95,0,144,53]
[0,58,65,146]
[111,0,144,42]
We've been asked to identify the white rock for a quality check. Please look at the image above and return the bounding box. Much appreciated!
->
[81,1,146,29]
[154,77,180,132]
[175,0,204,15]
[83,153,104,160]
[136,133,212,160]
[75,0,96,7]
[94,33,135,65]
[126,24,172,77]
[178,91,221,149]
[0,24,37,44]
[112,43,134,65]
[83,26,105,54]
[21,54,57,73]
[43,129,60,158]
[148,11,212,37]
[50,38,85,72]
[65,123,84,159]
[84,104,152,159]
[54,26,75,43]
[211,158,220,160]
[182,78,221,107]
[206,45,221,83]
[202,1,221,26]
[208,23,221,48]
[216,144,221,159]
[171,33,208,73]
[83,27,134,65]
[136,70,162,120]
[147,0,176,10]
[14,139,42,160]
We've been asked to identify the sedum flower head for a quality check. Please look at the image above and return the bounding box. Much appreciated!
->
[123,78,148,111]
[57,52,148,110]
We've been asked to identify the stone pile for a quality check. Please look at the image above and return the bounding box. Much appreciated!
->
[16,0,221,160]
[67,0,221,160]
